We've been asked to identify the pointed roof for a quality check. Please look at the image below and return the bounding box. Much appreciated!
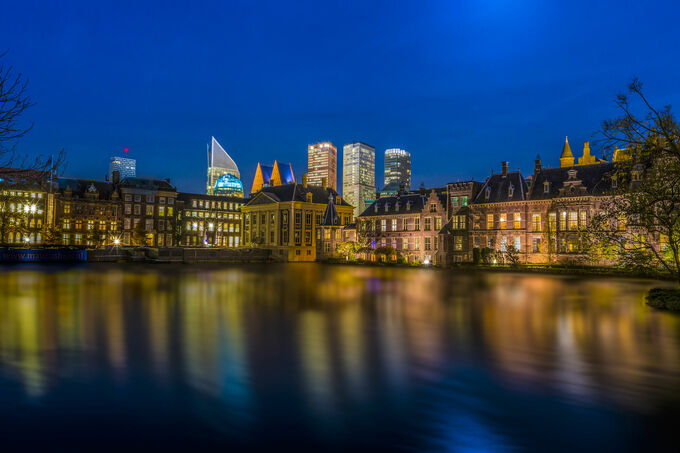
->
[210,137,240,178]
[560,136,573,159]
[321,194,341,226]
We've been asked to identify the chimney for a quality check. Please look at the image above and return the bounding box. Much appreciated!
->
[501,161,508,176]
[112,170,120,185]
[534,155,542,174]
[302,173,308,187]
[321,176,327,189]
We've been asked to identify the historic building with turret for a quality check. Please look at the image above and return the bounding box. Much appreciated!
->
[437,138,623,265]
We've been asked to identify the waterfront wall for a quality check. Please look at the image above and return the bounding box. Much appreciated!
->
[87,247,271,263]
[0,247,271,264]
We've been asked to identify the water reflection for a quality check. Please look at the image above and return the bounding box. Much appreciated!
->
[0,264,679,450]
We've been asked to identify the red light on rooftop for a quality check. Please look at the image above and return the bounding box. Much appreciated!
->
[124,147,129,153]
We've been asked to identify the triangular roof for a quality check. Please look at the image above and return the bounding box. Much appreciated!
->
[210,136,240,178]
[321,194,341,226]
[561,136,573,159]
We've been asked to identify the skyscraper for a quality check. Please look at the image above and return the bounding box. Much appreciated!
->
[384,148,411,193]
[342,142,375,219]
[307,142,337,190]
[109,156,136,181]
[207,136,241,195]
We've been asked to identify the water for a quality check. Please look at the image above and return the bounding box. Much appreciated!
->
[0,263,678,451]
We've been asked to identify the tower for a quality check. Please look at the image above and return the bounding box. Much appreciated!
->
[206,137,241,195]
[307,142,337,190]
[559,136,575,168]
[342,142,375,219]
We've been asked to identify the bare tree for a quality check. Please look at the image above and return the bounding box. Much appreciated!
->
[0,51,66,173]
[589,79,680,281]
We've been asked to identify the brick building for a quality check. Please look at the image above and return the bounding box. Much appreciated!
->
[56,178,121,246]
[357,188,447,264]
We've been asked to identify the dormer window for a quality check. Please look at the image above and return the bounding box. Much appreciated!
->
[306,192,313,203]
[485,187,491,200]
[385,203,390,212]
[406,201,411,211]
[508,184,514,198]
[543,181,550,194]
[374,204,379,213]
[336,195,342,205]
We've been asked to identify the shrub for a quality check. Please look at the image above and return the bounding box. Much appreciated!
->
[646,288,680,311]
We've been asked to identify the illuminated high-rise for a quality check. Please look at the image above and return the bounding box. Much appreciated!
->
[342,142,375,218]
[206,136,241,196]
[109,156,136,181]
[307,141,337,190]
[384,148,411,192]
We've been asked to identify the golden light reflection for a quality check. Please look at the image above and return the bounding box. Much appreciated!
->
[0,264,678,416]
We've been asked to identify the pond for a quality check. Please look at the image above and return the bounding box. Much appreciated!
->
[0,263,678,451]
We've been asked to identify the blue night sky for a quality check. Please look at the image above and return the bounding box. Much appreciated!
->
[1,0,679,194]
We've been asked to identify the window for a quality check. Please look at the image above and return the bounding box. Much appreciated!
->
[167,207,173,216]
[560,211,567,231]
[429,203,437,213]
[146,205,154,215]
[270,231,275,244]
[125,204,131,215]
[294,231,301,245]
[532,214,541,231]
[158,206,165,216]
[125,194,132,202]
[462,196,468,206]
[451,197,458,207]
[415,218,420,230]
[391,219,397,231]
[75,220,82,230]
[424,218,431,231]
[473,236,480,248]
[499,214,507,229]
[532,236,541,253]
[486,214,494,229]
[146,195,154,203]
[435,217,442,230]
[514,236,521,251]
[543,182,550,194]
[485,187,491,200]
[146,219,154,230]
[134,194,141,202]
[295,212,301,227]
[508,185,514,198]
[159,197,166,204]
[414,238,420,250]
[454,236,463,251]
[124,218,131,229]
[513,213,521,229]
[134,205,141,215]
[568,211,578,230]
[579,210,587,228]
[548,212,557,231]
[305,212,312,227]
[425,237,431,251]
[64,204,71,214]
[500,236,507,252]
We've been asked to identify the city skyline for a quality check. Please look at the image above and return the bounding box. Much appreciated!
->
[2,1,679,195]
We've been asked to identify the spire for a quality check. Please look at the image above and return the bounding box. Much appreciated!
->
[321,193,340,226]
[560,136,575,167]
